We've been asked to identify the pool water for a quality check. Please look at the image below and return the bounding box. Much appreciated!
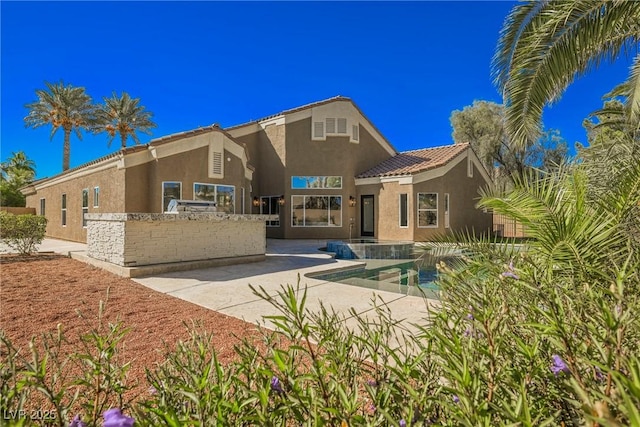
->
[307,260,440,298]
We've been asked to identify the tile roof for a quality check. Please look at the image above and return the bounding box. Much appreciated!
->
[356,143,470,178]
[224,96,350,130]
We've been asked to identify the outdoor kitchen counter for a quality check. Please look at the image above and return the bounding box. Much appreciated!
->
[85,212,278,222]
[85,213,278,267]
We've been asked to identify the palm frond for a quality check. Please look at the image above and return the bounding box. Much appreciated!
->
[94,91,157,148]
[493,1,640,147]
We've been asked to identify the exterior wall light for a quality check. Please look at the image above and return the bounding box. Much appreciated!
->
[349,196,356,207]
[278,195,285,206]
[253,196,260,207]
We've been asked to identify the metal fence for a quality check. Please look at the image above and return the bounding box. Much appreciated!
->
[493,213,527,238]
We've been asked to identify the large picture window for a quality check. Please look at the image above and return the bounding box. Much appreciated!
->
[291,195,342,227]
[260,196,280,227]
[291,176,342,189]
[193,183,235,213]
[418,193,438,228]
[162,182,182,212]
[82,189,89,227]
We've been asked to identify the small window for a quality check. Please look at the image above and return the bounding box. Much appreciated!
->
[326,118,336,134]
[467,156,474,178]
[39,198,45,216]
[399,193,408,228]
[162,181,182,212]
[417,193,438,228]
[82,189,89,227]
[61,194,67,226]
[352,124,359,142]
[337,118,347,134]
[444,193,450,228]
[93,187,99,208]
[313,122,324,139]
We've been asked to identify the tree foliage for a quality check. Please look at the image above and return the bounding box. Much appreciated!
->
[0,151,36,207]
[24,82,158,172]
[93,92,157,149]
[24,81,96,171]
[450,100,568,182]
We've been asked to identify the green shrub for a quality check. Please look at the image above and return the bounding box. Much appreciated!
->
[0,212,47,255]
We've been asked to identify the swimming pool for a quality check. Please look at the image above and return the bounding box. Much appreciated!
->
[307,260,440,298]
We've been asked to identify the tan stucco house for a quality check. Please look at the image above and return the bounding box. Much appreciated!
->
[23,96,492,243]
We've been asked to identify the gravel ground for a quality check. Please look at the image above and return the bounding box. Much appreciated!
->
[0,253,266,404]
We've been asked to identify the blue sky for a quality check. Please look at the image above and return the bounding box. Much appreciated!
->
[1,1,634,179]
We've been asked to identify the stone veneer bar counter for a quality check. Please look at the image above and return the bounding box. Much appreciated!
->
[85,213,277,268]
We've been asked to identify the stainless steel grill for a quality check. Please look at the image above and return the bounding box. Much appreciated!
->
[166,199,217,213]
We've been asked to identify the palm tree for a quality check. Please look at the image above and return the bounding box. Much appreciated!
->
[94,92,157,149]
[492,1,640,147]
[24,81,95,171]
[1,151,36,183]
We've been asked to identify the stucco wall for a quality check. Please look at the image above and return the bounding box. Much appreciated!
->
[281,117,393,239]
[356,154,492,242]
[125,146,249,214]
[86,213,269,266]
[25,165,126,242]
[412,157,492,241]
[372,181,415,241]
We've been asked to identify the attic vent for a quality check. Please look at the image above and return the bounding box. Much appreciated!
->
[352,124,359,141]
[313,122,324,139]
[326,118,336,134]
[212,151,223,176]
[337,118,347,134]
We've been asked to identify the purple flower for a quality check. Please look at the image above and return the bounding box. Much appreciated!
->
[270,376,284,393]
[595,366,605,382]
[550,354,570,376]
[368,403,376,413]
[452,395,460,404]
[69,415,87,427]
[501,260,520,280]
[366,379,377,387]
[148,386,157,395]
[463,327,473,338]
[103,408,134,427]
[399,419,407,427]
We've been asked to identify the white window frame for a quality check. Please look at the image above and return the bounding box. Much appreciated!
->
[444,193,450,229]
[39,198,45,216]
[467,156,474,178]
[82,188,89,228]
[417,192,438,228]
[193,182,235,214]
[399,193,409,228]
[162,181,182,213]
[260,195,281,227]
[93,186,99,208]
[291,195,342,227]
[61,193,67,227]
